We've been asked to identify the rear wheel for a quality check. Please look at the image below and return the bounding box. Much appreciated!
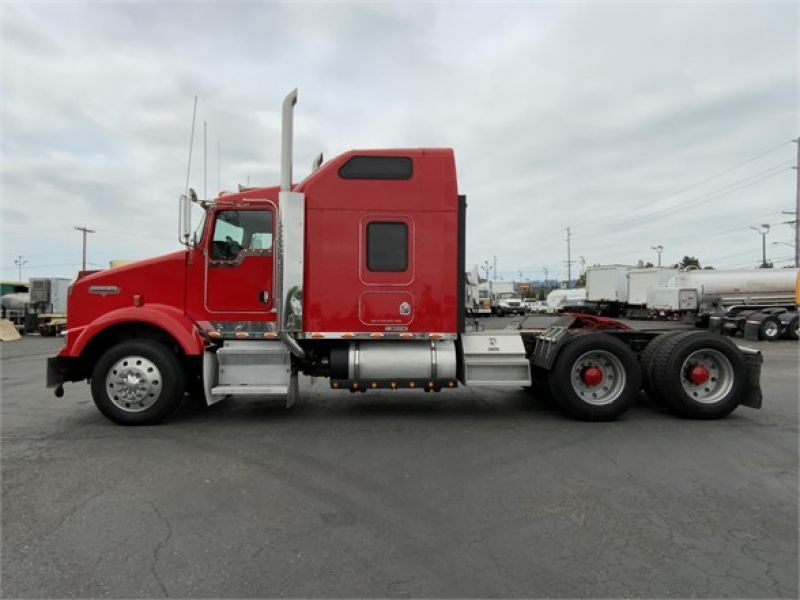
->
[759,316,781,341]
[650,331,745,419]
[639,331,686,406]
[91,339,185,425]
[548,333,641,421]
[787,316,799,341]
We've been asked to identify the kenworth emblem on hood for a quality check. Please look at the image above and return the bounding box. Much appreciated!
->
[88,285,120,296]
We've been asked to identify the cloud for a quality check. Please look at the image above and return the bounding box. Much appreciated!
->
[1,1,797,283]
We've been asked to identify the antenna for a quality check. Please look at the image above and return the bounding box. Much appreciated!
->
[179,95,198,244]
[203,121,208,201]
[184,96,198,197]
[217,140,221,194]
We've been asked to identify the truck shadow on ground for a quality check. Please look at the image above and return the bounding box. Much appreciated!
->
[163,389,687,426]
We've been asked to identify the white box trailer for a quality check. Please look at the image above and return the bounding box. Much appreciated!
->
[627,268,679,306]
[29,278,70,314]
[647,287,699,312]
[586,265,634,303]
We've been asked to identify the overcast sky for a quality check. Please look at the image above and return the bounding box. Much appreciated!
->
[1,1,797,284]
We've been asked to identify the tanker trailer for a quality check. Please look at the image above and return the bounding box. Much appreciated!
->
[647,268,798,330]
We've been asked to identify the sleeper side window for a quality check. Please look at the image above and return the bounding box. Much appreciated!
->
[366,222,408,272]
[211,210,273,261]
[339,156,413,180]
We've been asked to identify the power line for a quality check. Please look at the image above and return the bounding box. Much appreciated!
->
[633,140,792,211]
[0,263,82,271]
[573,140,793,232]
[575,163,792,240]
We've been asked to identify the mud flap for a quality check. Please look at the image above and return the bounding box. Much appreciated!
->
[736,345,763,409]
[202,349,227,406]
[743,320,761,341]
[286,370,299,408]
[708,316,722,335]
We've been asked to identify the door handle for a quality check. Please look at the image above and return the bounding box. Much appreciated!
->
[260,290,270,303]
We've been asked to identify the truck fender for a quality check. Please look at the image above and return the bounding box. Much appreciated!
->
[68,304,205,357]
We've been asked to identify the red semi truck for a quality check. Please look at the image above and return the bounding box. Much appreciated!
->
[47,90,764,425]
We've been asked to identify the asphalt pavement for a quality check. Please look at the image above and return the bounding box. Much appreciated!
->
[1,319,797,598]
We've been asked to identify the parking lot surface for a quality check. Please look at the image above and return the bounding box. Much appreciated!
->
[2,319,798,598]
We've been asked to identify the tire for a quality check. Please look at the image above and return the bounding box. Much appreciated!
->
[650,331,745,419]
[91,339,186,425]
[548,333,641,421]
[787,317,799,341]
[758,316,781,342]
[638,331,686,406]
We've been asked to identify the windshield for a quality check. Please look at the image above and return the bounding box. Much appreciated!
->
[499,292,520,299]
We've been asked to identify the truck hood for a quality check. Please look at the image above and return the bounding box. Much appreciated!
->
[68,251,188,329]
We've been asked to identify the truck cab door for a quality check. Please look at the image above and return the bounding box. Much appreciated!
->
[205,208,274,314]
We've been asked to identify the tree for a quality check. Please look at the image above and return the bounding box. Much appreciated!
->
[575,272,586,287]
[679,256,701,269]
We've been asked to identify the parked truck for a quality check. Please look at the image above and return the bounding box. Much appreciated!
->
[647,268,798,328]
[47,90,763,425]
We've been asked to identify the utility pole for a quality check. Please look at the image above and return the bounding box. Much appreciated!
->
[493,255,497,281]
[482,260,491,281]
[750,224,770,268]
[543,267,549,287]
[14,255,27,282]
[792,138,799,267]
[74,226,95,272]
[565,227,573,287]
[651,245,664,267]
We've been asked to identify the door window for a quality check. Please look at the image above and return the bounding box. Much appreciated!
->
[211,210,272,261]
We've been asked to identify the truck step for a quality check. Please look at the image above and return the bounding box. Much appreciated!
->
[210,385,289,396]
[460,332,531,386]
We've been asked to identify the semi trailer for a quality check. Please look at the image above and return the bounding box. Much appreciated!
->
[710,271,800,342]
[647,268,798,325]
[47,90,764,425]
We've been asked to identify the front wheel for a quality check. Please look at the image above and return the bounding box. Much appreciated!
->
[548,333,642,421]
[90,339,186,425]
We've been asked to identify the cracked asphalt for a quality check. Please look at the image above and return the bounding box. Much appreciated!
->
[1,319,798,598]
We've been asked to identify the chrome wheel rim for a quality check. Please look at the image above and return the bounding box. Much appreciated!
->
[570,350,627,406]
[680,349,734,405]
[764,321,779,338]
[105,355,162,412]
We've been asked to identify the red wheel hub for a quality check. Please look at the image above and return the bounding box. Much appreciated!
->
[688,364,710,385]
[581,366,604,386]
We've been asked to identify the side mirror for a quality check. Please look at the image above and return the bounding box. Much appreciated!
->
[178,188,197,246]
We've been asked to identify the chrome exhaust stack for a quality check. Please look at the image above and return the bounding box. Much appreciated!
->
[276,89,306,359]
